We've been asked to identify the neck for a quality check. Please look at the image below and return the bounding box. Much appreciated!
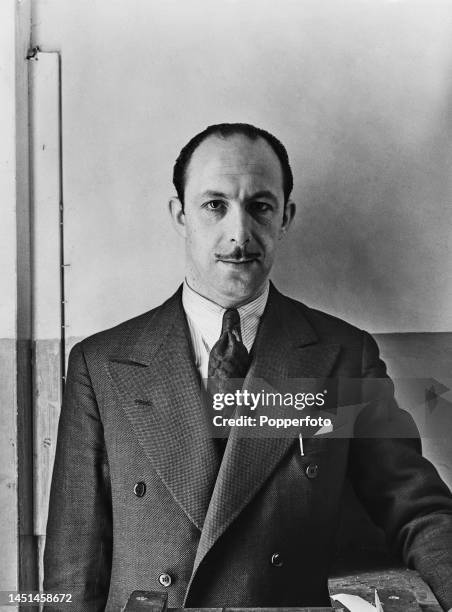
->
[184,278,269,309]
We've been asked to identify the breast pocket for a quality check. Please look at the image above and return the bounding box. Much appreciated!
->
[292,436,349,516]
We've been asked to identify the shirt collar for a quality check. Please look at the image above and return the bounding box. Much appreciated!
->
[182,279,269,351]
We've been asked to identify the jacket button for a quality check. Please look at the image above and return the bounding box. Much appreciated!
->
[271,552,283,567]
[306,463,319,479]
[158,573,172,587]
[133,481,146,497]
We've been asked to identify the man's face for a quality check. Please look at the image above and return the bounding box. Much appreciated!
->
[170,134,295,307]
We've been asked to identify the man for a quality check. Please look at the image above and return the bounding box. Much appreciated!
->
[44,123,452,611]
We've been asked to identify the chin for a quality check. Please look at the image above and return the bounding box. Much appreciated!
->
[220,277,261,302]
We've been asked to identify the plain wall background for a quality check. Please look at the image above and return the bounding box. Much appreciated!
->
[32,0,452,339]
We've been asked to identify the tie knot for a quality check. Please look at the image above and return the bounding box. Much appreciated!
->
[221,308,241,336]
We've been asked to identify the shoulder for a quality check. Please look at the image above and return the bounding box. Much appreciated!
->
[278,290,367,346]
[79,308,156,352]
[276,291,384,377]
[74,287,182,362]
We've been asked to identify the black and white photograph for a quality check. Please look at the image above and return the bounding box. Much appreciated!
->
[1,1,452,611]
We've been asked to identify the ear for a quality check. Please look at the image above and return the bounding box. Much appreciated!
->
[168,196,186,238]
[279,199,296,239]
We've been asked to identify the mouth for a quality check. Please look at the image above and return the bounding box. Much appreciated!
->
[217,258,259,265]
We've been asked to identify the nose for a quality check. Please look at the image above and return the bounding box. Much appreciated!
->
[226,205,251,247]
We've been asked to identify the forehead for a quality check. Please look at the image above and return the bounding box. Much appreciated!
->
[184,134,284,198]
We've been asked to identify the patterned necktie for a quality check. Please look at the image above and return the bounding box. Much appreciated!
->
[207,309,250,456]
[208,308,250,389]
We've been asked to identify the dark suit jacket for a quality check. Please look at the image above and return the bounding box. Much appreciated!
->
[44,284,452,611]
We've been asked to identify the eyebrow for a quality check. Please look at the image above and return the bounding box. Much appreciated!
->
[199,190,279,204]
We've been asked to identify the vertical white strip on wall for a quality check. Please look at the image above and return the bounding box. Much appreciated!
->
[30,51,62,590]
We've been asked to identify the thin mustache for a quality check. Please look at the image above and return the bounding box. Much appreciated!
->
[215,247,261,261]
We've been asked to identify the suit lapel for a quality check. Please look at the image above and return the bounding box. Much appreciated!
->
[188,284,341,586]
[106,287,220,531]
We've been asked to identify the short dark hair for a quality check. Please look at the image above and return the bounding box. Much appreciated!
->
[173,123,293,208]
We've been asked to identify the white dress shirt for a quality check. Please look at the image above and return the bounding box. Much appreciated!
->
[182,280,269,382]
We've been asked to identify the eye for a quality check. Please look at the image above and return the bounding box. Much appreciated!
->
[250,201,272,214]
[204,200,225,211]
